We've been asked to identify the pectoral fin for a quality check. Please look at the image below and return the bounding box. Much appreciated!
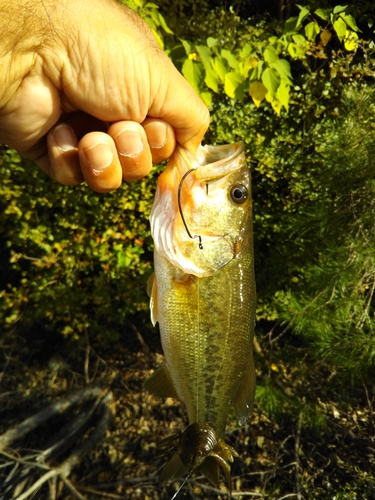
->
[233,352,256,426]
[147,272,158,326]
[143,363,180,400]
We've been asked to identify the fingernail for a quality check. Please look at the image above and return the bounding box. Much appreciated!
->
[53,124,78,151]
[113,129,143,157]
[144,122,168,148]
[83,142,113,171]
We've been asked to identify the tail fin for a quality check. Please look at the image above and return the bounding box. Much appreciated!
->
[159,422,238,490]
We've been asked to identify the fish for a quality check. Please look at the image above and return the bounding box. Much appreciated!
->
[145,141,256,489]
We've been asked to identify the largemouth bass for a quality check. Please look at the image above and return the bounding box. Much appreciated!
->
[145,141,256,488]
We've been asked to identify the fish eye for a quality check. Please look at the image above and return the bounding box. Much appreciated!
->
[230,184,248,204]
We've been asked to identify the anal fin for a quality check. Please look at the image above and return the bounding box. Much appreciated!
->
[143,363,180,400]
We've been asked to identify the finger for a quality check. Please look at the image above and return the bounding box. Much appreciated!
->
[108,121,152,181]
[46,124,83,185]
[149,57,210,155]
[78,132,123,192]
[142,118,175,165]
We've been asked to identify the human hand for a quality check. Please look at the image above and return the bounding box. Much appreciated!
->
[0,0,209,192]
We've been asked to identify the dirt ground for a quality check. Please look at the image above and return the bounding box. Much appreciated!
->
[1,321,374,500]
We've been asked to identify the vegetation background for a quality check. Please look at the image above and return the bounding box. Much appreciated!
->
[1,0,375,498]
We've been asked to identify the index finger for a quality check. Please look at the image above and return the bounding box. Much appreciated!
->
[148,58,210,155]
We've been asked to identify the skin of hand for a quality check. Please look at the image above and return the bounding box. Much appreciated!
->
[0,0,209,192]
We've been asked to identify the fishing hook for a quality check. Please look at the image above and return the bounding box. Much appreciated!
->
[177,168,203,250]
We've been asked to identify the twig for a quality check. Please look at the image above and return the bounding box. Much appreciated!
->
[14,469,57,500]
[0,385,108,451]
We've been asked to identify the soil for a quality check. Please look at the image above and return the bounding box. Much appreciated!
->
[0,321,374,500]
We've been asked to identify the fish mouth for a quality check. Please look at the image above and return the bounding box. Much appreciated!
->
[195,142,246,182]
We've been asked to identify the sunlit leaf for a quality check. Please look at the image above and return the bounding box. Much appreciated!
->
[206,69,219,92]
[249,81,267,107]
[333,17,347,41]
[206,37,218,48]
[276,81,290,111]
[180,39,191,55]
[211,56,228,82]
[157,12,173,34]
[296,4,310,29]
[344,30,359,51]
[305,21,320,42]
[221,49,239,71]
[315,8,330,20]
[261,67,280,98]
[333,5,347,14]
[271,59,293,83]
[240,44,252,59]
[284,16,298,34]
[263,46,279,64]
[182,59,204,94]
[224,71,245,99]
[199,91,212,106]
[340,13,361,32]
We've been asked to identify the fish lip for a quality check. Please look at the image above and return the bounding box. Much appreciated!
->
[195,141,246,182]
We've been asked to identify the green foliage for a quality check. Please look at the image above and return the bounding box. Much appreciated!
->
[159,3,370,112]
[0,149,160,342]
[118,0,173,48]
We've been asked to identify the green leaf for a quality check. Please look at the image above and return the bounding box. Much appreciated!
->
[340,13,361,32]
[314,8,330,21]
[182,59,205,94]
[221,49,239,71]
[204,69,219,92]
[249,81,267,107]
[181,39,191,55]
[333,5,347,14]
[296,4,310,29]
[271,59,293,84]
[151,29,163,49]
[344,30,359,51]
[240,43,252,59]
[168,44,187,63]
[261,67,280,98]
[292,34,307,46]
[305,21,320,41]
[206,37,218,48]
[199,91,212,107]
[276,81,290,111]
[196,45,219,92]
[157,12,173,34]
[196,45,211,67]
[263,46,279,64]
[211,55,228,82]
[284,16,298,34]
[224,71,245,99]
[333,17,347,41]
